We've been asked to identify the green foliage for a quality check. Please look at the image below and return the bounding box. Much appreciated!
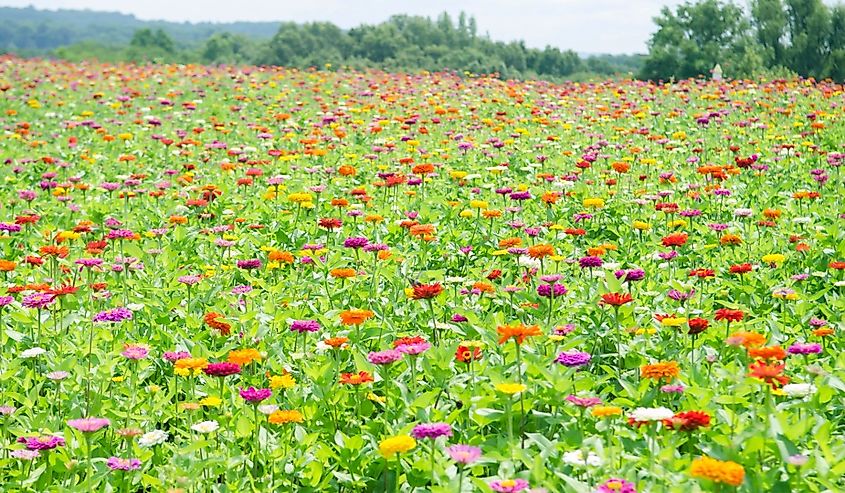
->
[640,0,763,80]
[642,0,845,80]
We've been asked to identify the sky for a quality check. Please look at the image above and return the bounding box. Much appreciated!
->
[2,0,686,54]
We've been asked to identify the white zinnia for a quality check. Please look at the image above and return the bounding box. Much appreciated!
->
[562,450,603,466]
[258,404,279,415]
[191,420,219,434]
[138,430,168,447]
[629,407,674,422]
[517,256,541,270]
[781,384,816,398]
[20,347,46,359]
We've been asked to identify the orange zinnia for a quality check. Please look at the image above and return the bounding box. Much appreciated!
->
[527,244,555,259]
[748,361,789,388]
[497,323,541,345]
[498,237,522,248]
[323,336,349,348]
[747,345,786,362]
[409,224,435,237]
[640,361,680,381]
[339,309,374,326]
[330,268,356,279]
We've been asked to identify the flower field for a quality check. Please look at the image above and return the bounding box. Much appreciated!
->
[1,55,844,492]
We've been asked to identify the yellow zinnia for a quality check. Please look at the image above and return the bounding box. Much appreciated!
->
[495,383,527,394]
[378,435,416,457]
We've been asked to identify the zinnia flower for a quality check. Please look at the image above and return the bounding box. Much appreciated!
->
[596,478,637,493]
[106,457,141,471]
[690,456,744,486]
[446,444,481,464]
[410,422,452,440]
[489,478,529,492]
[497,323,541,345]
[239,387,272,403]
[378,435,416,457]
[555,350,591,368]
[67,417,110,432]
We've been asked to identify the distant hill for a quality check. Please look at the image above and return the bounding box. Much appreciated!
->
[0,6,280,51]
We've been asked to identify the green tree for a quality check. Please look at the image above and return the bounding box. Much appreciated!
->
[126,28,176,62]
[641,0,762,80]
[826,5,845,80]
[783,0,830,77]
[751,0,787,66]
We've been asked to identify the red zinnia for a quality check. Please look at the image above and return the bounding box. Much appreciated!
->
[662,233,688,247]
[318,218,342,230]
[729,263,752,274]
[340,371,374,385]
[714,309,744,323]
[455,345,482,363]
[689,268,715,278]
[664,411,710,431]
[600,292,633,307]
[687,318,709,335]
[411,283,443,300]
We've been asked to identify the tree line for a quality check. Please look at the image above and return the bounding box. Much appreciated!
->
[0,7,641,80]
[3,3,845,81]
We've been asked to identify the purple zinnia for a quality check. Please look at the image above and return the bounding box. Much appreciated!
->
[21,293,55,310]
[537,283,567,298]
[787,342,822,355]
[93,307,133,323]
[236,259,262,270]
[289,320,320,333]
[17,435,65,450]
[239,387,272,403]
[163,351,191,362]
[555,351,591,368]
[106,457,141,471]
[615,269,645,282]
[343,237,369,249]
[579,256,603,268]
[411,422,452,440]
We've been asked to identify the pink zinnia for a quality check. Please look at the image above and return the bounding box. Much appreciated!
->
[67,417,110,432]
[367,349,403,365]
[489,478,529,493]
[121,344,149,360]
[446,444,481,464]
[397,342,431,356]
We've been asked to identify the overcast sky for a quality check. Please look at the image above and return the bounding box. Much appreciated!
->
[3,0,686,54]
